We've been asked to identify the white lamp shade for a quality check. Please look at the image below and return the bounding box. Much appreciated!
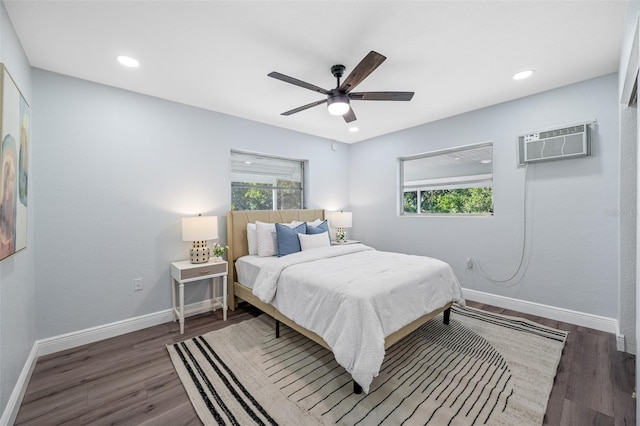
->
[182,216,218,241]
[332,211,352,228]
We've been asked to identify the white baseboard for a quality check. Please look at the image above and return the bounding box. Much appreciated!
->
[465,288,632,354]
[463,288,619,335]
[1,343,38,426]
[38,298,216,357]
[1,299,216,424]
[37,310,171,357]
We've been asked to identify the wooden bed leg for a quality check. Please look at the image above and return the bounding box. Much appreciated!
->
[353,380,363,394]
[276,319,280,338]
[443,307,451,325]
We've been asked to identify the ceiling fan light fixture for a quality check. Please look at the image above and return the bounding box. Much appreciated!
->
[327,94,350,116]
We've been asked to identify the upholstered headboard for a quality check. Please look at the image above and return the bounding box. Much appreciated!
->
[226,209,325,309]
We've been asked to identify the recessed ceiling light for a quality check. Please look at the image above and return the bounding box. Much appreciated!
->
[349,126,359,133]
[513,70,534,80]
[244,161,252,164]
[454,157,461,161]
[480,159,493,164]
[117,55,140,68]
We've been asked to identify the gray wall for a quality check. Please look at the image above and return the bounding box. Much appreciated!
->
[0,0,34,419]
[31,69,349,339]
[349,74,619,318]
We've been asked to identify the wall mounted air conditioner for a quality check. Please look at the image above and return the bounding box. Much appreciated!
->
[517,122,592,166]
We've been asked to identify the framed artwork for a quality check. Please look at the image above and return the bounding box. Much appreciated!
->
[0,64,29,261]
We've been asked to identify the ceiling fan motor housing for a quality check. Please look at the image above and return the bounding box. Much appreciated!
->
[328,65,349,115]
[327,90,350,115]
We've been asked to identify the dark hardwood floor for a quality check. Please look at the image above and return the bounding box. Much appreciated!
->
[14,301,636,425]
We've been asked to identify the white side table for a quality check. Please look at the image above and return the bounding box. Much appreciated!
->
[170,259,228,334]
[331,240,361,245]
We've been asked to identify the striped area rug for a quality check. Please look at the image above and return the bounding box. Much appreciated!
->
[167,306,567,425]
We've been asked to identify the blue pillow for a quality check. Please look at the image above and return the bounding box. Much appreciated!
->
[276,222,307,257]
[306,220,331,243]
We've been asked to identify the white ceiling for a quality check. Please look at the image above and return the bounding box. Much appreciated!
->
[3,0,626,144]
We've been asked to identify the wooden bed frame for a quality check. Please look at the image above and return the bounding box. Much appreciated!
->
[226,209,452,393]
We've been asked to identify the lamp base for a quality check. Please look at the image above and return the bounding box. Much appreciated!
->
[190,241,210,264]
[336,228,347,243]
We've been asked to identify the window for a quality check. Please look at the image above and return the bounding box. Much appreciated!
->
[400,143,493,215]
[231,151,304,211]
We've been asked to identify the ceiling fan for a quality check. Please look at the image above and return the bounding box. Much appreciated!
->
[268,51,414,123]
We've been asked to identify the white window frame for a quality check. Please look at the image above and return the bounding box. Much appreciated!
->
[231,150,305,211]
[399,142,494,216]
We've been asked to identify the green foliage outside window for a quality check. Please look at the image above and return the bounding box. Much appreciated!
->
[404,191,418,213]
[404,187,493,214]
[231,183,272,211]
[276,179,303,210]
[231,179,302,211]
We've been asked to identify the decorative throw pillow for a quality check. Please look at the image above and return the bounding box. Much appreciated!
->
[306,220,331,243]
[299,231,331,251]
[256,221,303,257]
[276,222,307,257]
[247,223,257,255]
[256,221,278,257]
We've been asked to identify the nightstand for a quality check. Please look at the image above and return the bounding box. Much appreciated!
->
[170,259,228,334]
[331,240,361,245]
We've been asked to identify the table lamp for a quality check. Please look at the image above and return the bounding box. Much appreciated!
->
[332,211,352,243]
[182,215,218,263]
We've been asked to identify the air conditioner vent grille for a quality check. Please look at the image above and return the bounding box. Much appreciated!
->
[538,124,585,139]
[517,122,592,166]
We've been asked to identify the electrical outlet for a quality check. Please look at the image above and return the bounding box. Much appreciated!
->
[134,278,143,291]
[466,258,474,269]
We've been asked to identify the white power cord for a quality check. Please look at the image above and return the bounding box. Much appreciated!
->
[471,164,530,287]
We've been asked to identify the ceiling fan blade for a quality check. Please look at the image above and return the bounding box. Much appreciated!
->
[338,51,386,93]
[349,91,414,101]
[281,99,328,116]
[343,107,357,123]
[268,71,331,95]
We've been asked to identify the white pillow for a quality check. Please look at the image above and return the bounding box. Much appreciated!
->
[256,221,303,257]
[247,223,257,255]
[307,219,323,227]
[299,231,331,251]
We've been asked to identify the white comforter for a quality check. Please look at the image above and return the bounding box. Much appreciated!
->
[252,244,465,393]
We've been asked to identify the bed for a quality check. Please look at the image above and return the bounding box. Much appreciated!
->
[226,209,464,394]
